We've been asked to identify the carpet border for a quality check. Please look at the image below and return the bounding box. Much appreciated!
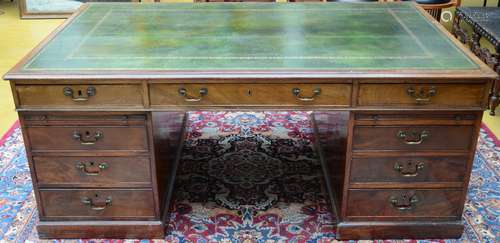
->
[480,122,500,147]
[0,120,20,147]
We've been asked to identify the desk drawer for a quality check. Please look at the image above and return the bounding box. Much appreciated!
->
[352,126,474,151]
[34,156,151,187]
[39,189,156,219]
[350,155,468,184]
[27,126,149,151]
[150,83,351,106]
[357,83,486,108]
[346,189,462,220]
[16,84,144,108]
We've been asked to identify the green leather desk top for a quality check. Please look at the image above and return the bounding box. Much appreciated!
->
[9,3,488,78]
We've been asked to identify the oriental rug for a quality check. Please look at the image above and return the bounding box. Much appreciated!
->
[0,112,498,243]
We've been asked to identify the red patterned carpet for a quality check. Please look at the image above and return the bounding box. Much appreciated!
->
[0,112,498,242]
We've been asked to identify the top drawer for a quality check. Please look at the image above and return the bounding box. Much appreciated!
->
[351,112,479,151]
[150,83,352,107]
[15,84,144,109]
[357,83,487,108]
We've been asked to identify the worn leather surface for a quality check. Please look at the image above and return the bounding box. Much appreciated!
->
[21,3,478,72]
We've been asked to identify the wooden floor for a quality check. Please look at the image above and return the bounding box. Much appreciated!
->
[1,0,499,138]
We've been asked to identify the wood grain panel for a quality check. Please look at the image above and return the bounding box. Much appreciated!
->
[357,83,486,108]
[346,189,463,219]
[16,84,144,108]
[151,112,186,222]
[354,112,478,126]
[349,155,468,184]
[336,220,464,240]
[352,126,474,151]
[34,156,151,187]
[27,126,148,151]
[39,189,156,219]
[312,111,349,219]
[37,220,164,239]
[22,113,147,126]
[150,84,351,107]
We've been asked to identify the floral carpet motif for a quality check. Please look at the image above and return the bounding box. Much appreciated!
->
[0,112,498,243]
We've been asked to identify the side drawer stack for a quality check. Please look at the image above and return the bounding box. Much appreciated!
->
[20,113,159,226]
[338,112,480,238]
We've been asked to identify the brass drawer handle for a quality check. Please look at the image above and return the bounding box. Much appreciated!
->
[178,87,208,102]
[389,192,418,211]
[73,130,103,145]
[76,162,108,176]
[407,86,437,104]
[397,130,430,145]
[81,196,112,211]
[292,87,321,101]
[63,86,96,102]
[394,161,424,177]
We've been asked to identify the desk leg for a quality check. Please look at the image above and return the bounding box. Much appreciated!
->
[490,77,500,115]
[151,112,187,225]
[489,57,500,115]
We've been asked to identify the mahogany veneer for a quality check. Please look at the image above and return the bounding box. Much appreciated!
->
[149,83,352,107]
[16,84,145,108]
[3,2,498,240]
[39,189,157,219]
[34,156,152,187]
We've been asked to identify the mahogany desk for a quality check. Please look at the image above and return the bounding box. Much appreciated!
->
[4,2,497,240]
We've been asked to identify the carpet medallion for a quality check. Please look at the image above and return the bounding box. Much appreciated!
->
[0,112,498,243]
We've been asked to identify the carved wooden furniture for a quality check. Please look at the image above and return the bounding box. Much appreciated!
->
[453,7,500,115]
[397,0,461,21]
[4,2,497,240]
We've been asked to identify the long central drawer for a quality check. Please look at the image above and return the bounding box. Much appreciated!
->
[149,83,352,106]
